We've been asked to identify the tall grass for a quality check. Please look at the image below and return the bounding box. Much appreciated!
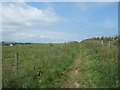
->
[2,39,119,88]
[78,40,119,88]
[2,42,80,88]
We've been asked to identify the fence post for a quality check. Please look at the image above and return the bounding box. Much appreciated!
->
[108,41,111,47]
[101,40,104,46]
[15,53,19,74]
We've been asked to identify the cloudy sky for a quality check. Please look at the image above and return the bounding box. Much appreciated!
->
[2,1,118,43]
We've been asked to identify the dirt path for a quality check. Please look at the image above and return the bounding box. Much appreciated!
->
[62,56,81,88]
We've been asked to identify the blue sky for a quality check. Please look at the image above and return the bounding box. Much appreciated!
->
[2,2,118,43]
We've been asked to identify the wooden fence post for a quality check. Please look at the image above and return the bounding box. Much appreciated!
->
[108,41,111,47]
[15,53,19,73]
[101,40,104,46]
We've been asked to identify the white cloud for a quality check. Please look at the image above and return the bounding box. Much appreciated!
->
[2,2,69,42]
[3,29,81,43]
[2,2,62,27]
[2,2,78,43]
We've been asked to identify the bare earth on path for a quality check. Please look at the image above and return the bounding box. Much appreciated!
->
[62,55,81,88]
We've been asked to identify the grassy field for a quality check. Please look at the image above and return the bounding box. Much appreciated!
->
[78,39,119,88]
[2,38,119,88]
[2,42,80,88]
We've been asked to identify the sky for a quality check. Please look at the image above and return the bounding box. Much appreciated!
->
[2,1,118,43]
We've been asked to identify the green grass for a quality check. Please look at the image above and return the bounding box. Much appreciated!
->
[2,42,80,88]
[2,39,119,88]
[78,40,119,88]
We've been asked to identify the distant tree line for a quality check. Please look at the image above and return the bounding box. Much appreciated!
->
[82,36,119,41]
[2,41,33,45]
[89,36,119,41]
[81,35,120,46]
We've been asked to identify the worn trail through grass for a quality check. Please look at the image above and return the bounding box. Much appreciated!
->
[62,55,81,88]
[72,57,80,88]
